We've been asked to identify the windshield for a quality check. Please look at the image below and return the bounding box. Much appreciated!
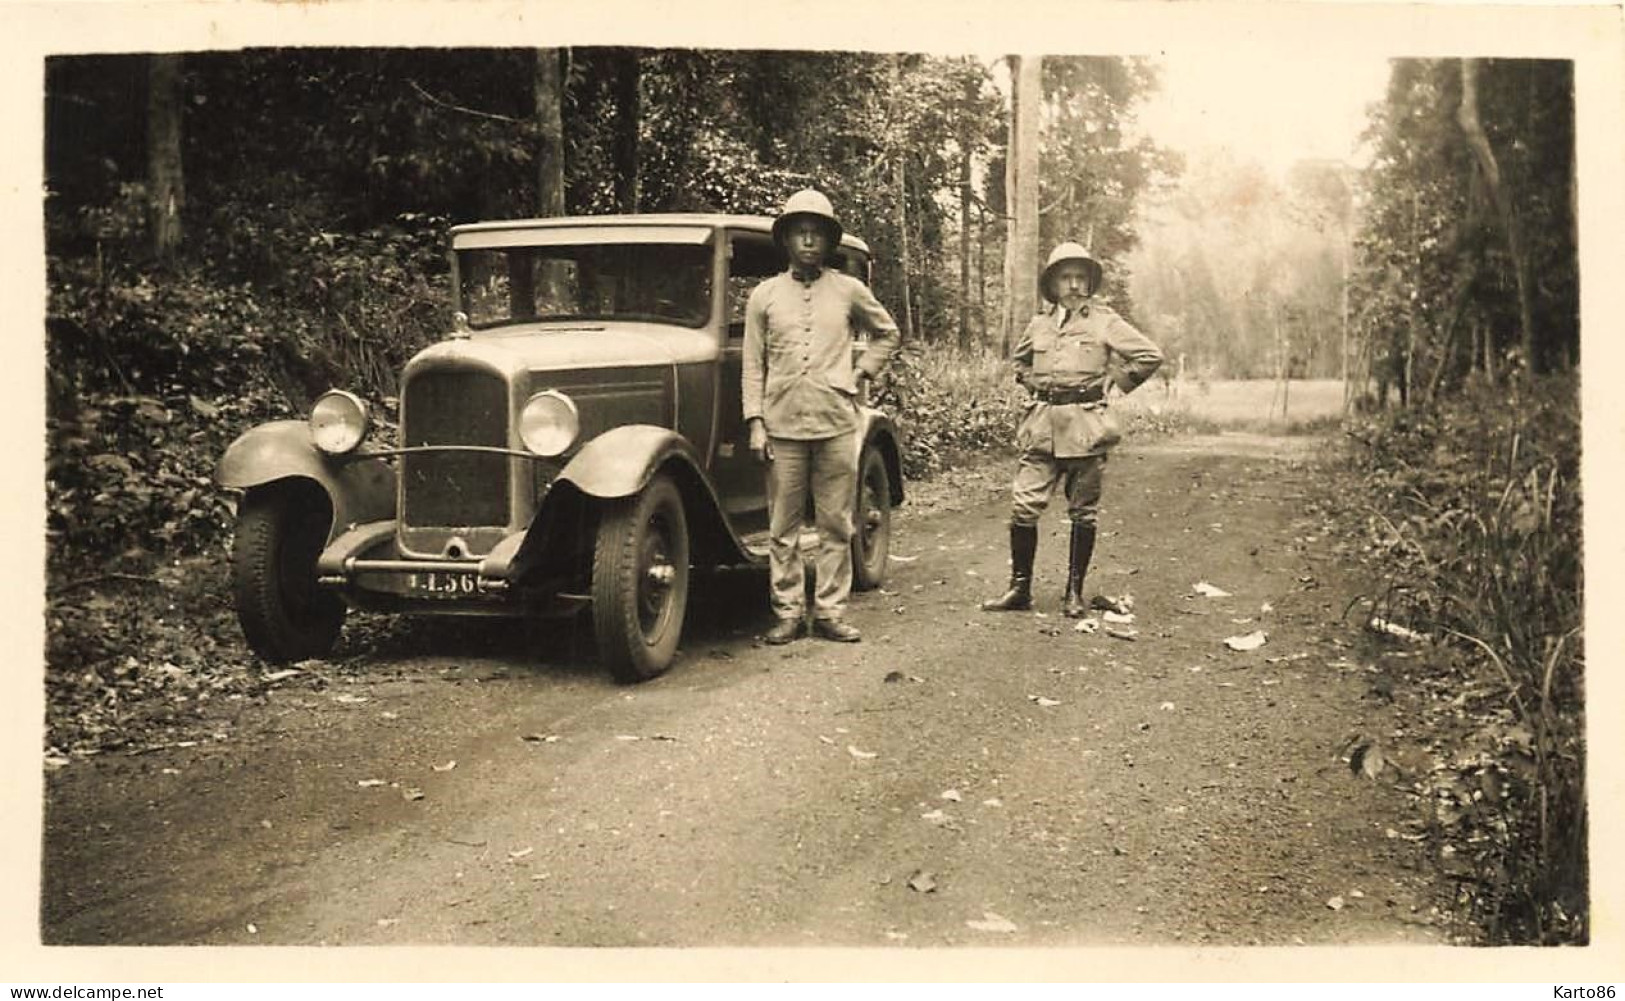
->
[458,243,712,329]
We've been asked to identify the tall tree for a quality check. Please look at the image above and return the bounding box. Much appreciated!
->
[1001,55,1041,355]
[146,54,184,263]
[1458,59,1535,372]
[534,49,566,216]
[610,48,641,213]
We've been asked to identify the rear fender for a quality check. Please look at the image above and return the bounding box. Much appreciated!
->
[216,420,397,541]
[857,408,906,505]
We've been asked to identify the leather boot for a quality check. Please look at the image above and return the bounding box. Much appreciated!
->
[1062,521,1097,618]
[982,523,1037,611]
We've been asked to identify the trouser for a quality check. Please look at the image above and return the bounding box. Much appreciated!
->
[1009,450,1107,527]
[767,430,859,621]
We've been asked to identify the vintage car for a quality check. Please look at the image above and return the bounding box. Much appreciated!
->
[216,214,905,681]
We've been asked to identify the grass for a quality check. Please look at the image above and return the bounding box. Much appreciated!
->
[1114,377,1348,433]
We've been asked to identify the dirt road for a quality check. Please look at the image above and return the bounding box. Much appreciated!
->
[41,433,1447,948]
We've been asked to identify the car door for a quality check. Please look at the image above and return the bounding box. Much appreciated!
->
[711,230,784,535]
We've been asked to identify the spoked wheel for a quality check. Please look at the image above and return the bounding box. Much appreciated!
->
[851,444,892,591]
[592,474,690,682]
[231,483,346,663]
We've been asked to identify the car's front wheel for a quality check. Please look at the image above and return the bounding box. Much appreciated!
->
[592,474,690,683]
[851,443,892,591]
[232,482,347,663]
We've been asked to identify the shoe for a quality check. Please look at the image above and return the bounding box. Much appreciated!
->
[811,618,862,643]
[764,618,805,645]
[1061,522,1097,619]
[982,522,1037,612]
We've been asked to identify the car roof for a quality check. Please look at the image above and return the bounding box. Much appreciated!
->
[450,213,872,254]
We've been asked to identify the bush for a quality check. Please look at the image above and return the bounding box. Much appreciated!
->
[1342,373,1584,943]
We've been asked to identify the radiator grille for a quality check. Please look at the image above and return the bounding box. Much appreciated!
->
[401,368,511,528]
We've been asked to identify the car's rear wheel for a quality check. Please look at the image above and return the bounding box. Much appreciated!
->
[592,474,690,683]
[232,483,346,663]
[851,443,891,591]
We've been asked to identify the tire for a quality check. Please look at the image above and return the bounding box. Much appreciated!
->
[591,474,690,683]
[851,444,892,591]
[232,483,346,663]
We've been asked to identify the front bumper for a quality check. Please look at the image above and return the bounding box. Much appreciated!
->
[314,520,585,617]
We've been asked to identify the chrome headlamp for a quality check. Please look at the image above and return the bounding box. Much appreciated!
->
[519,390,580,457]
[309,390,370,455]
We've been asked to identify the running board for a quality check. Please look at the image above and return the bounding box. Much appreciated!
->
[740,527,822,560]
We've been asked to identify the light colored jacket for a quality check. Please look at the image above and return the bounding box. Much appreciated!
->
[1013,302,1163,458]
[742,269,901,440]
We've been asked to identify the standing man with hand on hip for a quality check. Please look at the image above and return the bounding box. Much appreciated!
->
[983,241,1163,617]
[743,189,901,645]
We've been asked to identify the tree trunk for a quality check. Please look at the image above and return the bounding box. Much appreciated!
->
[896,155,914,340]
[958,103,973,352]
[1458,59,1537,373]
[977,203,988,346]
[534,49,566,217]
[611,48,641,213]
[146,54,184,264]
[1001,55,1042,357]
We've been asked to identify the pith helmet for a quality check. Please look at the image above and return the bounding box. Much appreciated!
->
[1041,241,1104,302]
[771,188,844,248]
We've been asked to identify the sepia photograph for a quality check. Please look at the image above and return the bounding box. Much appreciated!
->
[8,0,1623,985]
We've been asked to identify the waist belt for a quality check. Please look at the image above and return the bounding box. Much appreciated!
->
[1033,387,1104,405]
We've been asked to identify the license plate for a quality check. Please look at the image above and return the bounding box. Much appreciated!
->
[408,571,490,598]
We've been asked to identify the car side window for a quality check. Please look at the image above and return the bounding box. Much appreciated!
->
[727,234,784,340]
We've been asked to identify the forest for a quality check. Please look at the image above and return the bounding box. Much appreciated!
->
[43,47,1582,944]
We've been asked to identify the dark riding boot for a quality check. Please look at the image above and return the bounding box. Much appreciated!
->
[982,523,1037,612]
[1062,521,1097,618]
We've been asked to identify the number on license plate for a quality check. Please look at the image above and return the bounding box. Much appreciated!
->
[409,571,485,597]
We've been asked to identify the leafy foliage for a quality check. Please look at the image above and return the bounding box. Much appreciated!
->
[1348,59,1576,403]
[1342,373,1584,943]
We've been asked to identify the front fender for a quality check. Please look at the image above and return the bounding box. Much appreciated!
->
[548,424,751,568]
[557,424,703,499]
[216,420,397,539]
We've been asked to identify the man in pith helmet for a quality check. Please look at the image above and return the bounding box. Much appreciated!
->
[742,189,902,644]
[982,241,1163,617]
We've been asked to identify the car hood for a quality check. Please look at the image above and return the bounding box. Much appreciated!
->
[409,323,715,377]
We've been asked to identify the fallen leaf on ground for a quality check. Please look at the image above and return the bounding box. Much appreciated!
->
[966,912,1018,933]
[1102,610,1135,625]
[1224,630,1268,651]
[818,735,835,745]
[262,669,302,683]
[614,734,641,741]
[1106,627,1139,641]
[376,918,398,927]
[847,745,878,759]
[888,554,919,563]
[883,671,905,683]
[920,809,949,824]
[1193,582,1232,598]
[1260,602,1274,614]
[509,847,534,860]
[940,789,962,802]
[332,694,370,705]
[1160,702,1176,711]
[432,761,456,772]
[1074,618,1100,634]
[982,797,1003,807]
[357,779,386,788]
[1028,695,1062,707]
[521,733,561,743]
[907,870,938,893]
[402,787,425,802]
[1327,896,1345,911]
